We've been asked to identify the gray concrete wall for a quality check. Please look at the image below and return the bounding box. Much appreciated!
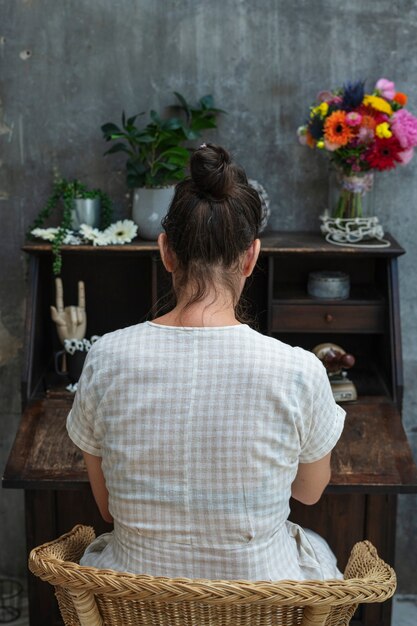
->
[1,0,416,591]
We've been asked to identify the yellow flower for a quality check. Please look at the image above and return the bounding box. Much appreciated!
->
[316,140,325,149]
[376,122,392,139]
[310,102,329,118]
[363,95,393,116]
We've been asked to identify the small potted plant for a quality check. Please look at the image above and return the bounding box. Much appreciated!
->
[101,92,223,239]
[28,176,114,274]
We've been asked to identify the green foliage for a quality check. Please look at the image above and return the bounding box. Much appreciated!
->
[101,92,224,188]
[28,177,114,275]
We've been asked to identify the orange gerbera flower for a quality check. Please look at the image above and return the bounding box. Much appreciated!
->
[361,114,377,130]
[324,111,354,146]
[394,92,408,106]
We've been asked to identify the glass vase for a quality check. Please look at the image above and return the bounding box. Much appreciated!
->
[321,169,388,246]
[328,170,375,219]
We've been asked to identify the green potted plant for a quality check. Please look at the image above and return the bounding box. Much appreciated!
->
[28,177,114,275]
[101,92,223,239]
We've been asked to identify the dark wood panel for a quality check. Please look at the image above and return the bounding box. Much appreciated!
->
[56,490,113,537]
[362,495,397,626]
[271,302,385,333]
[387,258,404,410]
[25,491,59,626]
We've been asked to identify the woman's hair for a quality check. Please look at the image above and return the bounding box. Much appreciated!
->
[161,144,262,315]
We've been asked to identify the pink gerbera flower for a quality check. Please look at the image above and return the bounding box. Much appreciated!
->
[346,112,362,127]
[391,109,417,149]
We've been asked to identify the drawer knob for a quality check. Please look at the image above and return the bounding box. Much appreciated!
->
[325,313,334,323]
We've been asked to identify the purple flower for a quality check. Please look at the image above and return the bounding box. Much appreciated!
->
[391,109,417,149]
[341,81,365,110]
[375,78,396,100]
[317,90,334,102]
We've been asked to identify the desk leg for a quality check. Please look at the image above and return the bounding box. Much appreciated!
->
[25,490,62,626]
[362,494,396,626]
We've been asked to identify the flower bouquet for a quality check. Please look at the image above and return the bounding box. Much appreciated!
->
[298,79,417,243]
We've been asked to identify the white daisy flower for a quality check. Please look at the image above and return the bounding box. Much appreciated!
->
[93,231,112,246]
[104,220,138,244]
[31,227,59,241]
[79,224,102,242]
[63,231,82,245]
[79,224,111,246]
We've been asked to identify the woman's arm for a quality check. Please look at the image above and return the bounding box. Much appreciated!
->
[83,451,113,523]
[291,452,332,505]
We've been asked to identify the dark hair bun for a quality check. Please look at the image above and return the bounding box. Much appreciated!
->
[190,144,234,199]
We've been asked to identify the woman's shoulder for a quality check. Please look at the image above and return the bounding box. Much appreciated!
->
[244,326,323,375]
[245,326,316,358]
[87,322,150,355]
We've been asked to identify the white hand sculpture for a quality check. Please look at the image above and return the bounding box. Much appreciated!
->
[50,278,87,344]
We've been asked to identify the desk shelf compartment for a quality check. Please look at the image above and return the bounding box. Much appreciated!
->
[271,299,386,334]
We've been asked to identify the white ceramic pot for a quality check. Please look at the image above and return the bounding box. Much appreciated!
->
[132,187,175,240]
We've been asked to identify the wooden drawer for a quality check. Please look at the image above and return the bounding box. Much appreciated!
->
[271,302,385,333]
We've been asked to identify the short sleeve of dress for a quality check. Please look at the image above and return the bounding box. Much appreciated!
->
[298,354,346,464]
[66,344,102,457]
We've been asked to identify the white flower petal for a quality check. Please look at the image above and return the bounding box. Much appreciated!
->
[31,227,59,242]
[104,220,138,244]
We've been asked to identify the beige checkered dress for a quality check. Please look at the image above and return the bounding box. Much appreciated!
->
[67,322,346,580]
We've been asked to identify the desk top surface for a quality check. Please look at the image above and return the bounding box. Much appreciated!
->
[23,231,405,257]
[3,394,417,493]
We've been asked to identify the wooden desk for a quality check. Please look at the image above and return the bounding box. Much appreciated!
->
[3,232,417,626]
[5,393,417,494]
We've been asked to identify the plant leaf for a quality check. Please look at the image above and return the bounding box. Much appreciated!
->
[101,123,121,136]
[127,112,145,127]
[150,109,162,124]
[199,94,215,110]
[174,91,191,117]
[182,128,199,140]
[104,143,131,155]
[160,146,189,158]
[154,161,179,172]
[190,116,217,132]
[136,133,156,144]
[162,117,183,131]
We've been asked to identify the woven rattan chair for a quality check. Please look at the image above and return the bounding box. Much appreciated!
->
[29,524,396,626]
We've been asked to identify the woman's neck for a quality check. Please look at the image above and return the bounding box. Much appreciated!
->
[153,291,240,328]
